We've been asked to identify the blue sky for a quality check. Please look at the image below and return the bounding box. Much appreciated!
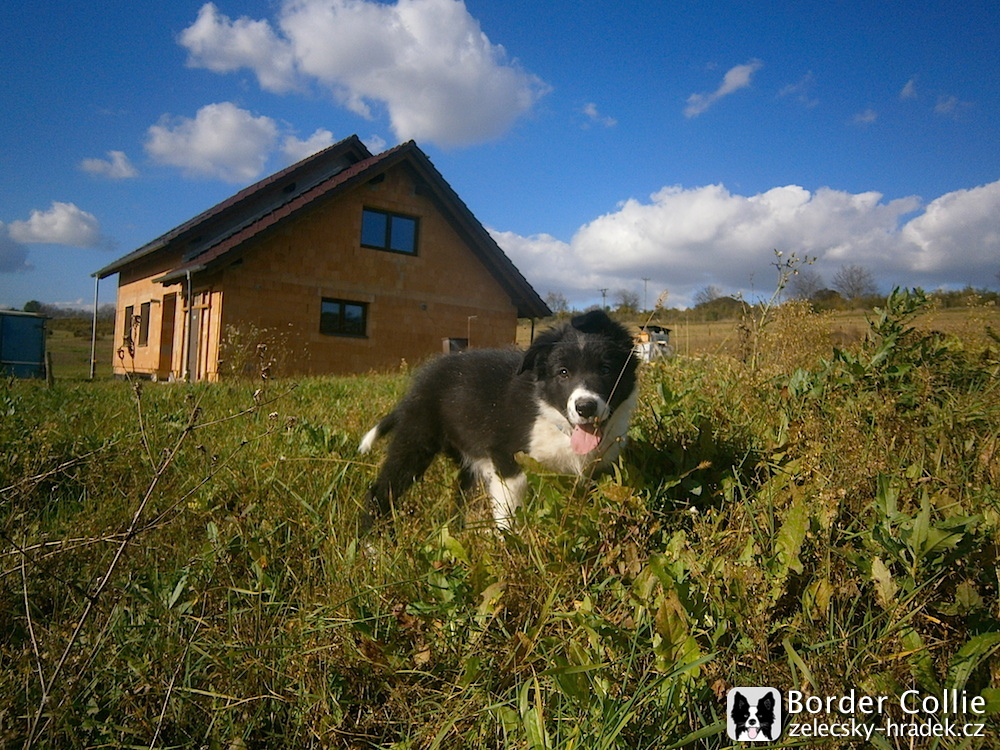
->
[2,0,999,311]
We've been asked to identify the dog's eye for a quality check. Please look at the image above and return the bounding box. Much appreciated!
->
[557,367,570,379]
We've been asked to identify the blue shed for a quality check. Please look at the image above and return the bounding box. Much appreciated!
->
[0,310,48,378]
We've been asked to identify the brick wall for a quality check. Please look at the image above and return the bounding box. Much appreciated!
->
[219,165,517,375]
[113,160,522,379]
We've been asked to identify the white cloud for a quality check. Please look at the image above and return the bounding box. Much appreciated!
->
[934,94,973,119]
[178,3,298,93]
[145,102,279,182]
[281,128,336,163]
[0,225,31,273]
[581,102,617,128]
[80,150,138,179]
[852,108,878,125]
[8,202,102,247]
[180,0,550,147]
[899,78,917,100]
[362,134,387,153]
[493,180,1000,308]
[684,59,763,118]
[778,71,819,108]
[900,181,1000,275]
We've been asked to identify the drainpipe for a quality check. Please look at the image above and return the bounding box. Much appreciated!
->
[89,275,99,380]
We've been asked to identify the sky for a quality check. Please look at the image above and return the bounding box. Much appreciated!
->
[2,0,999,312]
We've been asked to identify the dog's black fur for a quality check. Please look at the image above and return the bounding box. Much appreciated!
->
[358,309,638,530]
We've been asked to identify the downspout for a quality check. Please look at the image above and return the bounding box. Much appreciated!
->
[89,275,99,380]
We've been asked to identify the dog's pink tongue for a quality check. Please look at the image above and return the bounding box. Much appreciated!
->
[747,728,759,739]
[571,424,601,454]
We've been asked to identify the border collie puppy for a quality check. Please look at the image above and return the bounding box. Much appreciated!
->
[358,310,638,531]
[730,690,778,741]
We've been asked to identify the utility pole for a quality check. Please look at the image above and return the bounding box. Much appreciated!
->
[599,288,608,310]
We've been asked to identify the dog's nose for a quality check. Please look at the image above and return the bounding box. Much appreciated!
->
[575,398,598,419]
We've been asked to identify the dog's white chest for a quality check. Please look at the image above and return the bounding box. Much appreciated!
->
[527,405,588,474]
[526,387,637,476]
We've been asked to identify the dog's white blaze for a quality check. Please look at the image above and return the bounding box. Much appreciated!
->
[567,387,610,425]
[527,385,639,474]
[469,458,527,530]
[358,425,380,454]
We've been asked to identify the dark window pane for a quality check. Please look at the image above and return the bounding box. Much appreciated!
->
[343,304,365,335]
[138,302,150,346]
[123,305,134,345]
[320,298,367,337]
[361,210,387,248]
[389,215,417,254]
[320,299,341,336]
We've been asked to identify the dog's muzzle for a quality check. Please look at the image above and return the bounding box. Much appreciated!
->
[567,389,609,454]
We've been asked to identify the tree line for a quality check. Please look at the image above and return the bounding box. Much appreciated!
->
[545,264,1000,322]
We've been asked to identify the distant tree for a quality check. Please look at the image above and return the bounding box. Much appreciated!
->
[545,291,569,316]
[810,288,846,311]
[23,300,42,313]
[614,289,640,315]
[832,265,879,302]
[693,285,723,307]
[696,296,743,321]
[791,269,825,300]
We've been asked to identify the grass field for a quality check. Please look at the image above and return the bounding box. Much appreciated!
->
[3,292,1000,748]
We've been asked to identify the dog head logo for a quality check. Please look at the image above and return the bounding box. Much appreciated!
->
[727,687,782,741]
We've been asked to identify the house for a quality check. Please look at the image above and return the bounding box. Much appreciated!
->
[93,136,550,380]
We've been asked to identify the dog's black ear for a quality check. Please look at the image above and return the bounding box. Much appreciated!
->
[518,347,540,376]
[519,328,559,375]
[571,309,612,334]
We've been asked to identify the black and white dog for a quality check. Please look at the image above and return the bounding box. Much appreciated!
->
[729,690,779,741]
[358,310,639,530]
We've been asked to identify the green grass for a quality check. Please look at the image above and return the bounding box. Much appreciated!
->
[3,291,1000,748]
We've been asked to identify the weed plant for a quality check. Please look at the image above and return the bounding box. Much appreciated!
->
[2,290,998,748]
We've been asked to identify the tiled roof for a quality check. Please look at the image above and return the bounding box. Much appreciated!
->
[94,136,550,318]
[93,135,372,279]
[152,141,412,283]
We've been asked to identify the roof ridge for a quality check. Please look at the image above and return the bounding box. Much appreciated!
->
[94,135,372,278]
[99,136,550,318]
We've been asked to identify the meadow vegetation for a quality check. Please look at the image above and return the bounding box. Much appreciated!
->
[2,289,999,748]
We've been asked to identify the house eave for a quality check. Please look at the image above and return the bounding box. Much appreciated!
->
[153,264,207,286]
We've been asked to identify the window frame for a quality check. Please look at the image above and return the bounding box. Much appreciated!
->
[137,301,150,347]
[320,298,368,338]
[361,207,420,256]
[123,305,134,347]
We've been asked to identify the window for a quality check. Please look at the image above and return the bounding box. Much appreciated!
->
[320,298,368,337]
[123,305,134,346]
[138,302,150,347]
[361,208,418,255]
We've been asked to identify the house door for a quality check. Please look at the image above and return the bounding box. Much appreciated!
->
[185,290,214,381]
[158,293,176,378]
